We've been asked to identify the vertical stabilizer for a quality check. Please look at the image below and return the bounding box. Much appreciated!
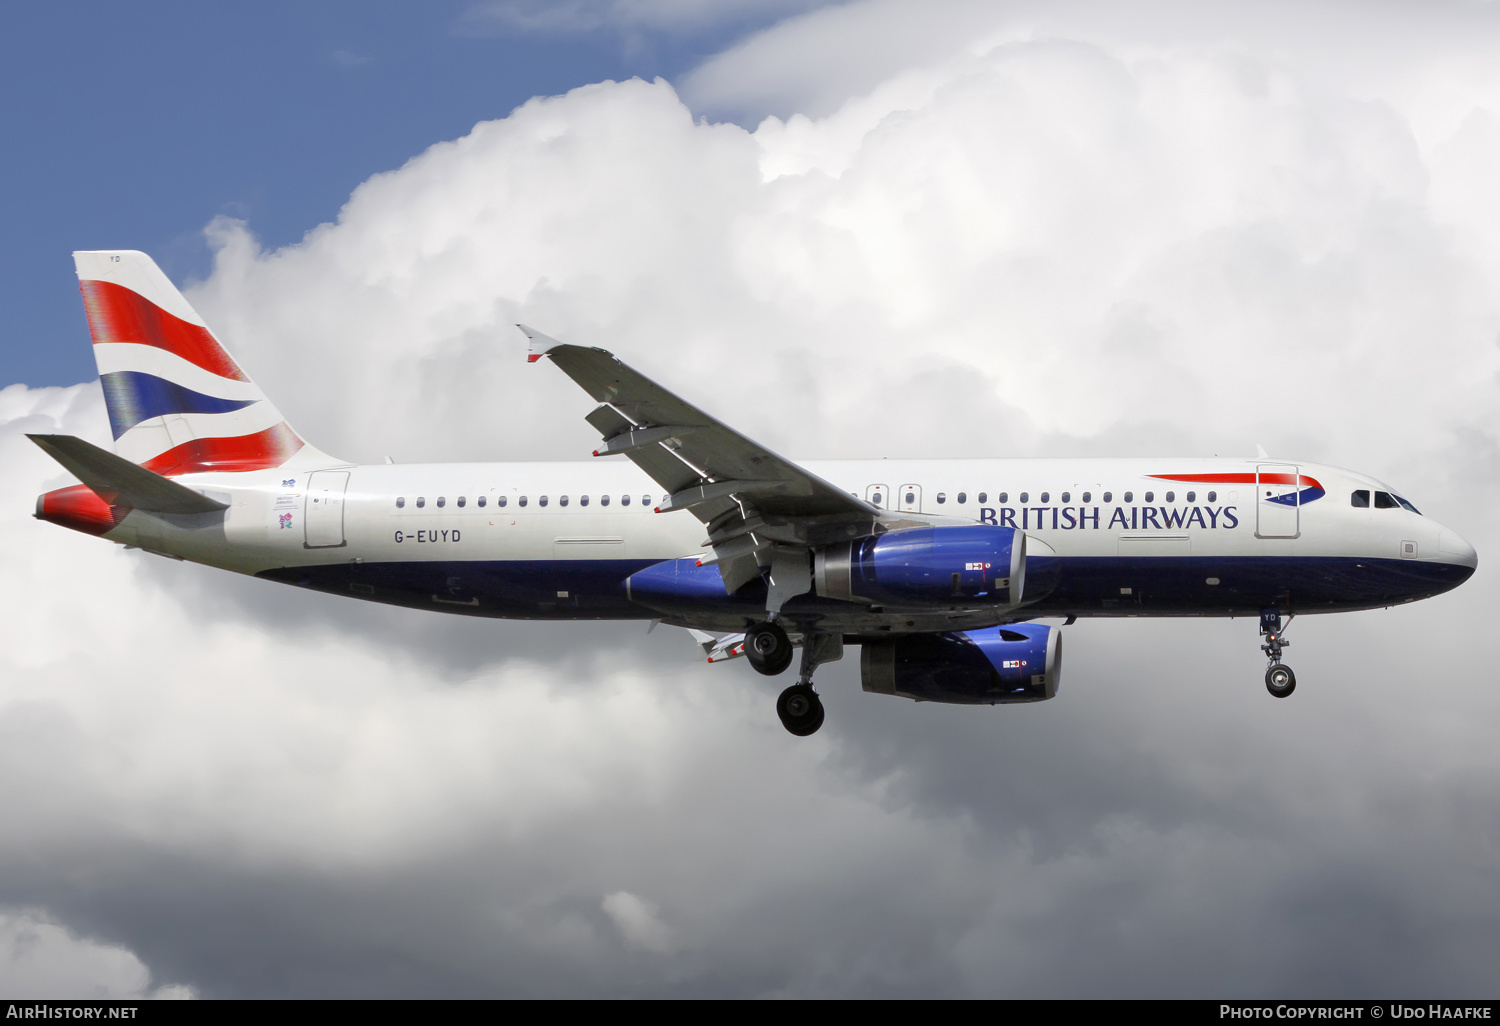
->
[74,250,336,475]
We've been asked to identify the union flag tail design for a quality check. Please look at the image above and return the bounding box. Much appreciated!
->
[74,250,332,475]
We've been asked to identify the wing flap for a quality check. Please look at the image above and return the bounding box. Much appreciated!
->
[522,330,875,524]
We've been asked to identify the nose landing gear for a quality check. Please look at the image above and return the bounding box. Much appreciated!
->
[1260,609,1296,698]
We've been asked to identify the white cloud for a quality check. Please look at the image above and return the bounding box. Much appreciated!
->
[601,891,675,953]
[0,911,193,999]
[6,0,1500,995]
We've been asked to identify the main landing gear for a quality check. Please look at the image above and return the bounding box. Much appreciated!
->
[746,621,842,736]
[745,621,793,676]
[1260,609,1296,698]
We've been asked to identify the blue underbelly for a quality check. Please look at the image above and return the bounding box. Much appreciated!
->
[254,554,1471,621]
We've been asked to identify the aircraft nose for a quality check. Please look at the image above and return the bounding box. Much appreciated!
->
[1438,528,1478,570]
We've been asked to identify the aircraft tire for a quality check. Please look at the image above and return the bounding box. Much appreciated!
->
[1265,663,1296,698]
[777,684,824,736]
[746,621,793,676]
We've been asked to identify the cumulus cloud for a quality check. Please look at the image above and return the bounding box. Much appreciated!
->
[0,912,194,1000]
[5,0,1500,997]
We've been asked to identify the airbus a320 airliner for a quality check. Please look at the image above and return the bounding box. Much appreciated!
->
[32,252,1478,735]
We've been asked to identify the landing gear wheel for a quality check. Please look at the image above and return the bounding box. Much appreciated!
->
[746,621,793,676]
[1265,663,1296,698]
[777,684,825,736]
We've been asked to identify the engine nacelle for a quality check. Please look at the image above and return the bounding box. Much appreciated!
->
[860,623,1061,705]
[815,526,1025,607]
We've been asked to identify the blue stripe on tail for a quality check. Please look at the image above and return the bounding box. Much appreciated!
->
[99,371,258,439]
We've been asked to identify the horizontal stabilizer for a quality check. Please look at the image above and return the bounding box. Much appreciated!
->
[28,434,228,514]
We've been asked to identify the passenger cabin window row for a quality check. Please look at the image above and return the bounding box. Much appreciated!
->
[394,494,668,509]
[885,489,1217,508]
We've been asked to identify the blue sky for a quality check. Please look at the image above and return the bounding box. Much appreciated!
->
[0,1,800,388]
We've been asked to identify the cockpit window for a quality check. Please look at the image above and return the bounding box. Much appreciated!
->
[1373,491,1398,509]
[1351,490,1370,508]
[1395,495,1421,515]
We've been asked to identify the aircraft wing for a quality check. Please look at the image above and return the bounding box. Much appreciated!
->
[521,326,879,592]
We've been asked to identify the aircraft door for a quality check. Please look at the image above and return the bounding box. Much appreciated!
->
[898,484,922,512]
[1256,464,1300,539]
[305,470,350,548]
[865,483,890,509]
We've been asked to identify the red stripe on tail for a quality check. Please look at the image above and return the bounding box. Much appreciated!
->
[141,422,305,476]
[79,280,249,382]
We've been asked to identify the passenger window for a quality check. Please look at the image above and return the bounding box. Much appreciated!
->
[1374,491,1398,509]
[1061,492,1071,503]
[998,492,1008,503]
[957,492,967,504]
[977,492,986,503]
[1103,491,1112,502]
[1185,491,1195,502]
[1019,492,1029,503]
[1123,491,1133,502]
[478,496,486,507]
[437,497,446,508]
[1164,491,1174,503]
[600,495,610,506]
[580,495,589,506]
[1082,491,1091,503]
[1207,491,1217,503]
[416,497,426,508]
[871,492,883,506]
[540,496,549,507]
[1143,491,1154,503]
[644,495,652,506]
[1040,492,1050,503]
[457,496,466,508]
[1351,490,1370,508]
[497,496,507,508]
[561,496,570,507]
[396,497,405,509]
[621,494,630,506]
[519,496,527,507]
[936,493,946,504]
[906,491,916,504]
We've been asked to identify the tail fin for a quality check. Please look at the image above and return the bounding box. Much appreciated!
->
[74,250,333,475]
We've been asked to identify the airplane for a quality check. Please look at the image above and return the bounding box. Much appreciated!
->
[31,251,1478,736]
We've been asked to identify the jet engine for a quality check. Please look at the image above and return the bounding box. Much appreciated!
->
[860,623,1061,704]
[815,526,1026,606]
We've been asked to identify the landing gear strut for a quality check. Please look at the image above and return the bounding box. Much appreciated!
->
[1260,609,1296,698]
[772,632,844,737]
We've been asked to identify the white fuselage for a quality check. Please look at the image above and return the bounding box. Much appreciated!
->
[91,455,1476,634]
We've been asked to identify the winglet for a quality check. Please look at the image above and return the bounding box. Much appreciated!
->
[516,324,564,364]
